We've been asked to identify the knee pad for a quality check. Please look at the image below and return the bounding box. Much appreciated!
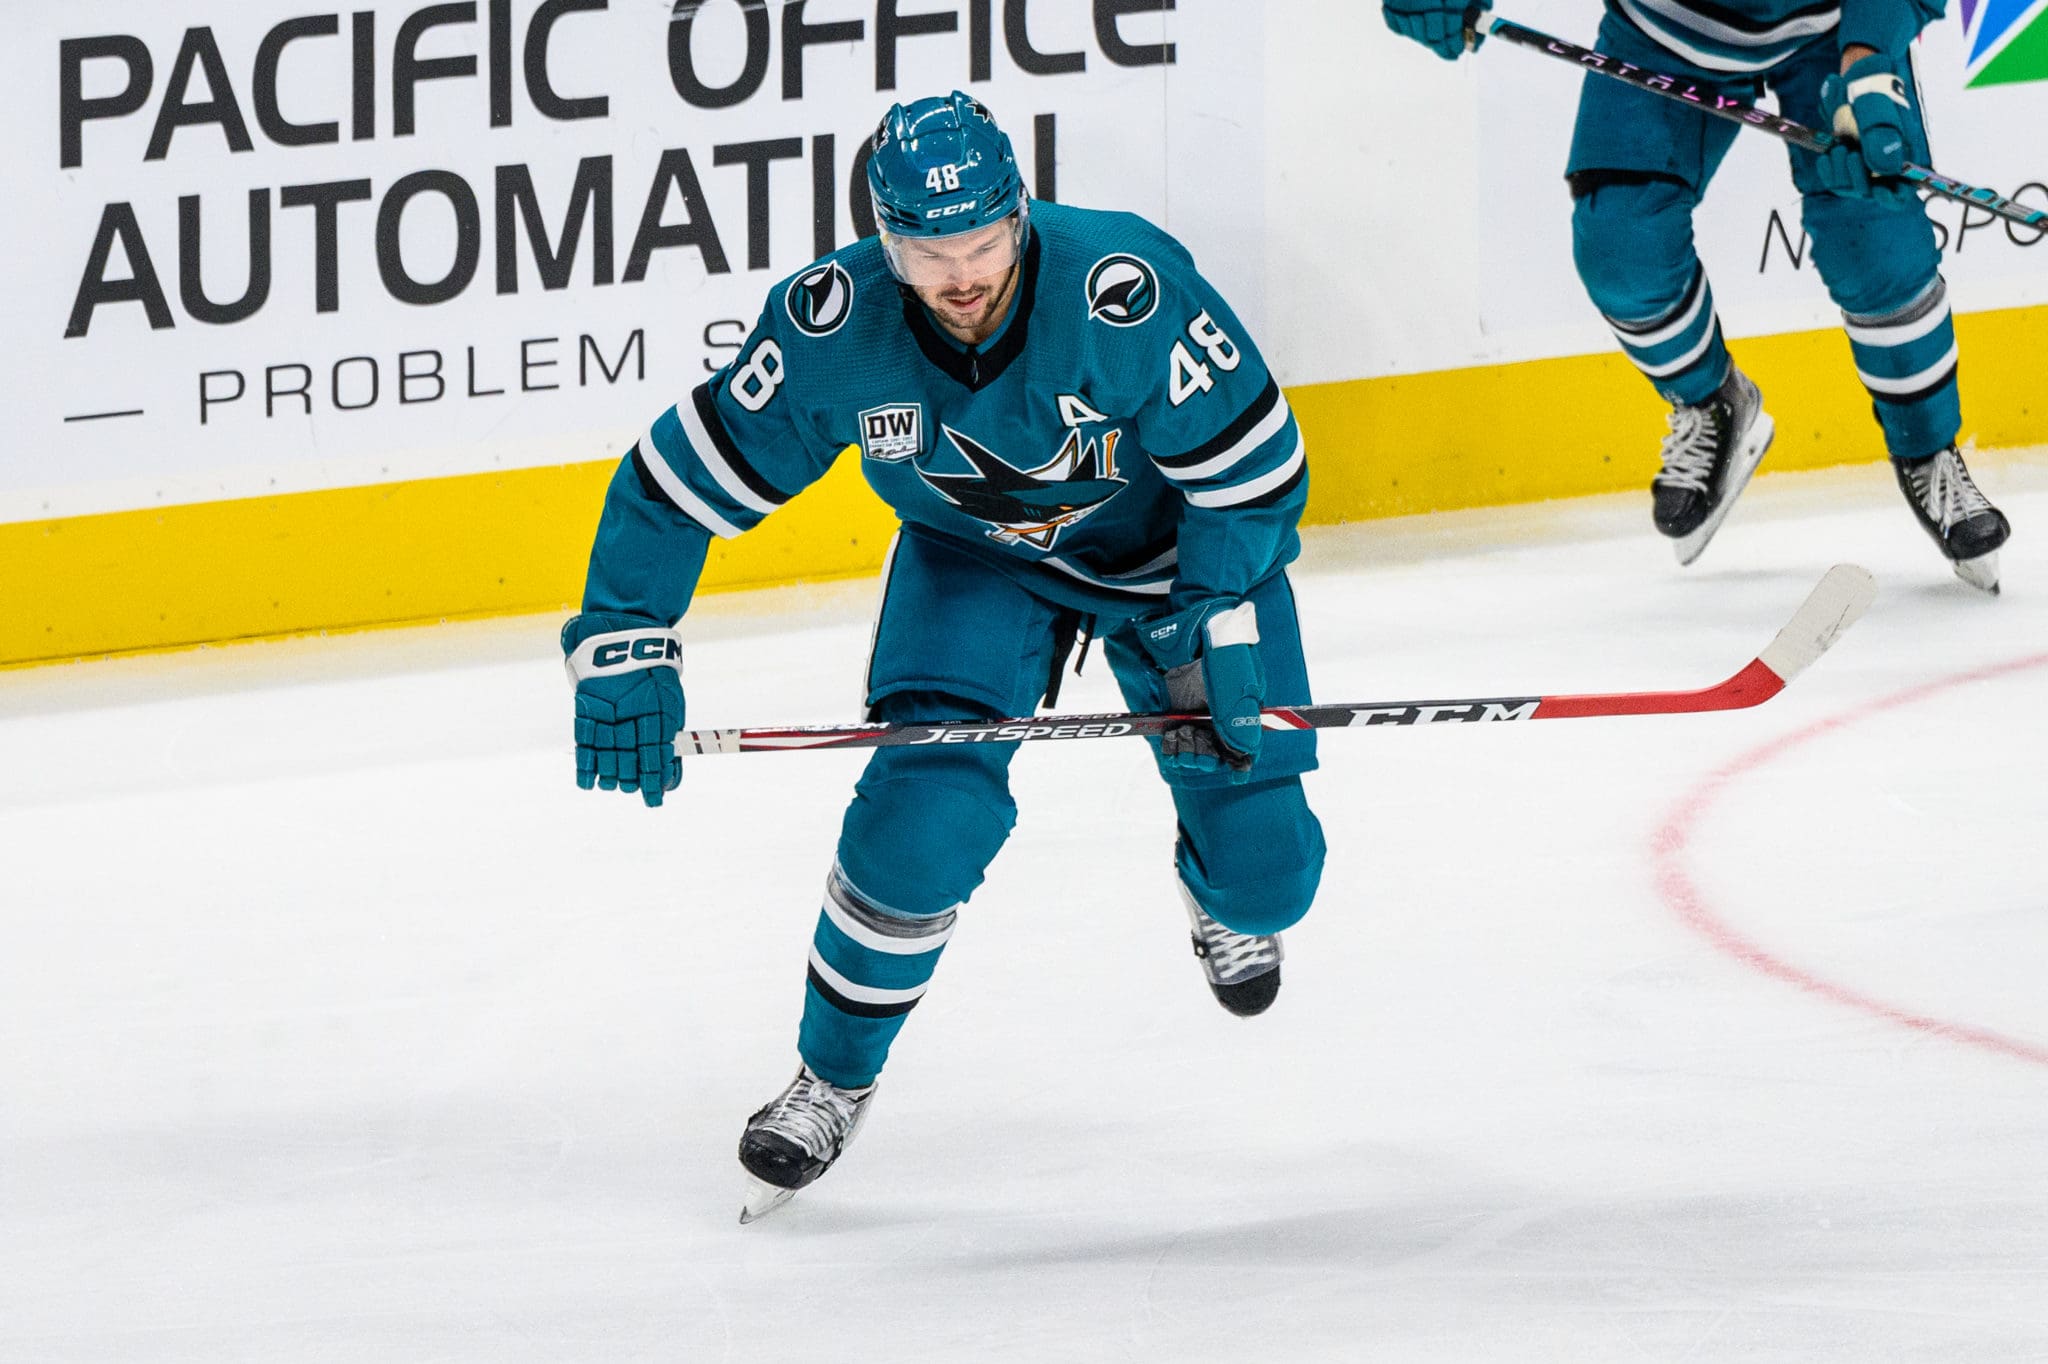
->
[1570,172,1700,323]
[1176,796,1327,937]
[837,754,1017,917]
[1800,192,1941,317]
[1179,840,1324,937]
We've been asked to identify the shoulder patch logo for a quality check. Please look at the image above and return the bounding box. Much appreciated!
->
[785,260,855,337]
[859,403,923,462]
[1084,254,1159,327]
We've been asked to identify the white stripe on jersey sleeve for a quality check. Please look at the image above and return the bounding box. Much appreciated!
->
[1183,433,1306,509]
[635,425,745,539]
[1157,393,1291,483]
[675,393,781,517]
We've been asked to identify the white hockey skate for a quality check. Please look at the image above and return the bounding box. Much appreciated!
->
[737,1064,876,1224]
[1894,445,2010,595]
[1653,366,1774,567]
[1182,883,1283,1018]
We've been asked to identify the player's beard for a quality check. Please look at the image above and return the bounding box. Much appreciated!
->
[926,262,1020,346]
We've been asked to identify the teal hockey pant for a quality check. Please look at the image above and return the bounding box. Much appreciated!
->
[795,531,1326,1089]
[1566,12,1958,458]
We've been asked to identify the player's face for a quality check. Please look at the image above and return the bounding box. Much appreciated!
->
[885,219,1024,345]
[885,218,1020,288]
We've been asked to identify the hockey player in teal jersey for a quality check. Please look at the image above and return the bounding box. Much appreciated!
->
[1383,0,2011,591]
[560,93,1327,1221]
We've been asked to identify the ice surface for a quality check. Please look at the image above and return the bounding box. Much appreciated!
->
[4,454,2045,1363]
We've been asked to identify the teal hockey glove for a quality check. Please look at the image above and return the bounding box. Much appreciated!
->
[561,612,685,808]
[1384,0,1486,60]
[1138,598,1266,783]
[1818,53,1923,197]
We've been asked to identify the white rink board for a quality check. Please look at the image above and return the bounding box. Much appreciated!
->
[5,0,2045,521]
[0,0,1264,520]
[1263,3,2048,380]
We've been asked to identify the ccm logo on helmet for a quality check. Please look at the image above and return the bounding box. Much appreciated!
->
[594,637,682,668]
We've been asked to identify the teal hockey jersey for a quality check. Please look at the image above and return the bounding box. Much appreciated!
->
[580,200,1308,625]
[1609,0,1941,73]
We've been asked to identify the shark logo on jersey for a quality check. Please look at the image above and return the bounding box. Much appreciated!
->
[918,424,1127,549]
[1085,254,1158,327]
[785,261,854,336]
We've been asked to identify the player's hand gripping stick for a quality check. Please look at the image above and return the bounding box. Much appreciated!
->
[1137,597,1268,783]
[1817,52,1927,198]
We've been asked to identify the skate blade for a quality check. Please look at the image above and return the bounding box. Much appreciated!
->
[1952,551,2000,595]
[1673,413,1775,567]
[739,1173,798,1225]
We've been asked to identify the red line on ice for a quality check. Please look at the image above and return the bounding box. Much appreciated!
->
[1652,651,2048,1068]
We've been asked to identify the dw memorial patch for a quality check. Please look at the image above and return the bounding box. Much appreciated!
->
[859,403,923,462]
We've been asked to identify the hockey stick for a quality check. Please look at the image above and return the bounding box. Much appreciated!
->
[676,563,1876,755]
[1471,13,2048,232]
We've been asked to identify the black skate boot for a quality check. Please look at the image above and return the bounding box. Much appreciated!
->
[1181,884,1282,1018]
[1894,446,2010,595]
[737,1065,875,1224]
[1651,366,1774,566]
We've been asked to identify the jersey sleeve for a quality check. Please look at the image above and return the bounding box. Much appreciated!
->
[1134,256,1308,608]
[1839,0,1944,53]
[579,301,843,622]
[633,306,842,540]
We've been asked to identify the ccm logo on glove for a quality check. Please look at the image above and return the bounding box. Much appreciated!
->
[562,625,686,684]
[594,637,681,668]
